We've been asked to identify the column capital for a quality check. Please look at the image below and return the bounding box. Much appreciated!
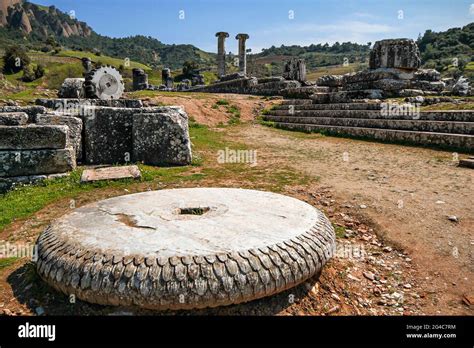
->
[215,32,229,38]
[236,33,250,41]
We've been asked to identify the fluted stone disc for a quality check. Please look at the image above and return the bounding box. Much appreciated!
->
[36,188,336,310]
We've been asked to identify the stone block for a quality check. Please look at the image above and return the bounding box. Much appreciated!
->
[0,125,69,150]
[83,106,184,164]
[317,75,344,87]
[343,68,415,85]
[0,112,28,125]
[82,107,134,164]
[0,149,76,177]
[414,69,441,82]
[369,39,421,70]
[35,98,143,110]
[133,110,192,166]
[80,165,141,183]
[0,106,46,120]
[36,114,83,161]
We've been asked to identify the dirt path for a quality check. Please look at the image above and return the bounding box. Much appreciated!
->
[228,124,473,315]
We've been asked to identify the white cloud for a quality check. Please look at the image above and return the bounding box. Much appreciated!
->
[470,4,474,15]
[353,12,376,19]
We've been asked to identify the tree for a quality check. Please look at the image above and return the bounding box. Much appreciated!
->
[182,60,199,76]
[34,64,45,79]
[2,46,30,74]
[22,65,35,82]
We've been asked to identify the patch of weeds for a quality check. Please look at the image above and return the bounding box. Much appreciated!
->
[333,224,346,239]
[215,99,229,106]
[226,105,241,125]
[259,119,276,128]
[0,257,19,270]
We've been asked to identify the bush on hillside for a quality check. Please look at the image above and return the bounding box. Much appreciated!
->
[2,46,31,74]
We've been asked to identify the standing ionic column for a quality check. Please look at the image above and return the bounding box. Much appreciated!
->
[215,32,229,78]
[235,33,250,75]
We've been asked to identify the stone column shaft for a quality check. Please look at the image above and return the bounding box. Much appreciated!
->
[215,32,229,78]
[236,33,250,75]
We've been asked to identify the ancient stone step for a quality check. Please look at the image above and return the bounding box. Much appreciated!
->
[265,110,474,122]
[279,99,313,106]
[272,103,382,111]
[264,116,474,135]
[268,122,474,151]
[311,90,384,104]
[0,125,69,150]
[0,149,76,177]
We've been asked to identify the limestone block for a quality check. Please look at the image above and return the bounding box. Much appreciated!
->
[369,39,421,70]
[36,114,83,161]
[58,78,85,98]
[0,112,28,125]
[133,109,192,166]
[83,106,185,164]
[317,75,344,87]
[0,149,76,177]
[0,125,69,150]
[0,106,46,121]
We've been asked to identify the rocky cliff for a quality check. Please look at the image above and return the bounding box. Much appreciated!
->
[0,0,91,37]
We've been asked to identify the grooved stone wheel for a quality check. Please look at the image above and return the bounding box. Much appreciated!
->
[36,188,336,310]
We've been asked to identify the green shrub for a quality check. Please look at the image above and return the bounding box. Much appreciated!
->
[34,64,45,79]
[215,99,229,106]
[21,65,36,82]
[2,46,30,74]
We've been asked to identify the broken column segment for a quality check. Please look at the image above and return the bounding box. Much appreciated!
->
[133,68,149,91]
[215,32,229,78]
[283,58,307,83]
[162,68,173,89]
[369,39,421,70]
[235,33,250,75]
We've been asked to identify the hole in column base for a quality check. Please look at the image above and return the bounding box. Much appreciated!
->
[178,207,210,216]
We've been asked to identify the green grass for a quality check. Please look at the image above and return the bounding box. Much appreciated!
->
[0,257,19,270]
[333,224,346,239]
[215,99,229,106]
[0,125,225,231]
[0,122,313,232]
[0,165,193,231]
[202,71,218,85]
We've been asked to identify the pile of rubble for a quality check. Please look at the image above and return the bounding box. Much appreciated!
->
[315,39,471,103]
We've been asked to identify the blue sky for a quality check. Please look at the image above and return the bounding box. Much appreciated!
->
[34,0,474,53]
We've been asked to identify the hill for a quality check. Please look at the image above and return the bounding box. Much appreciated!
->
[0,0,215,70]
[417,22,474,81]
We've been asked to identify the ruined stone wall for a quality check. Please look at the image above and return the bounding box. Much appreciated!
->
[0,102,192,192]
[0,106,77,192]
